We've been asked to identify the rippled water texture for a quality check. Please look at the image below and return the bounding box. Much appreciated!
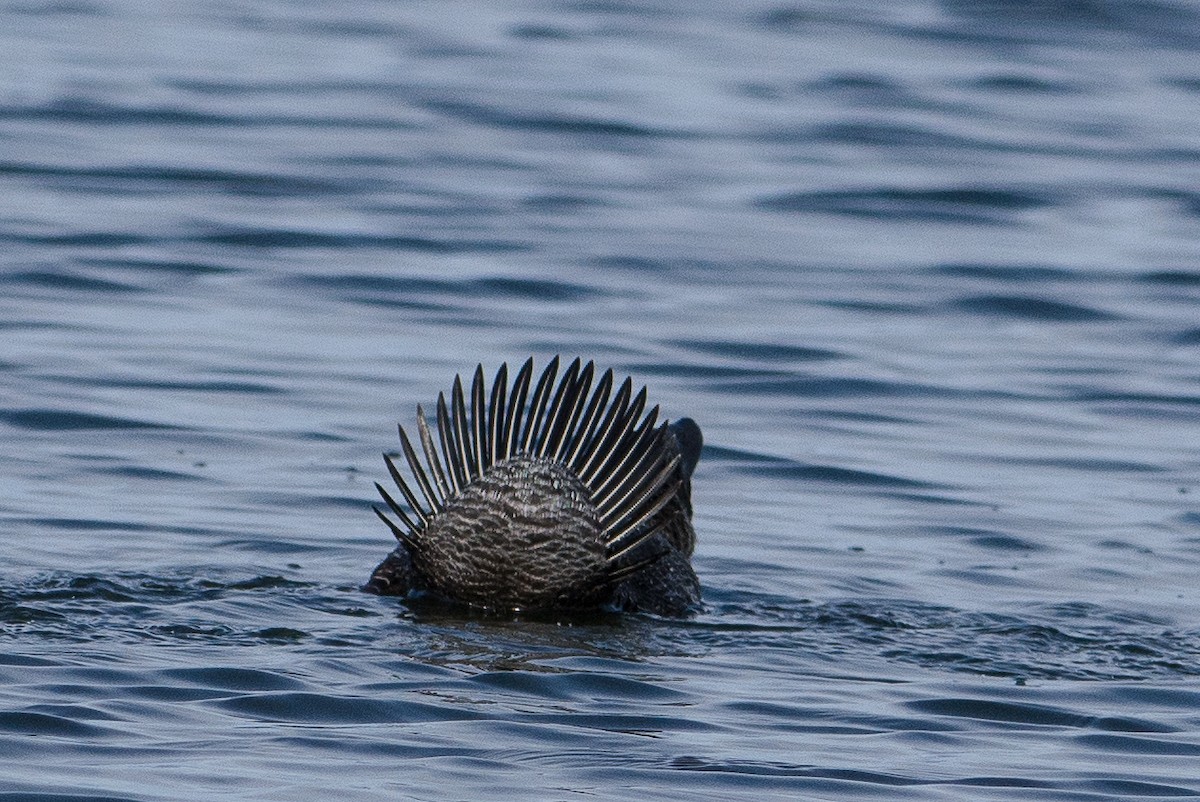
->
[3,1,1200,799]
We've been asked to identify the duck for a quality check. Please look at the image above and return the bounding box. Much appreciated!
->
[364,357,701,616]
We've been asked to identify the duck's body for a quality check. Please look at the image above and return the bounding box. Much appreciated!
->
[364,357,701,616]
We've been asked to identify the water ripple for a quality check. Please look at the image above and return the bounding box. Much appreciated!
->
[756,187,1060,225]
[5,0,1200,797]
[0,409,183,431]
[947,295,1119,322]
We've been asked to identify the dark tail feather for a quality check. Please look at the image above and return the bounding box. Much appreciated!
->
[375,358,692,572]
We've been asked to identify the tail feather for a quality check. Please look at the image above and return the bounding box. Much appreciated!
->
[397,423,439,514]
[435,392,461,495]
[521,355,558,453]
[603,455,682,561]
[573,376,632,481]
[540,358,587,460]
[449,376,474,481]
[501,358,533,464]
[471,364,488,475]
[563,367,613,468]
[383,450,428,527]
[372,487,419,552]
[590,404,659,506]
[377,357,687,576]
[487,362,508,468]
[415,404,450,501]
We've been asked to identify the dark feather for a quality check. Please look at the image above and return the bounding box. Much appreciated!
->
[502,358,532,463]
[383,451,428,526]
[374,356,699,611]
[435,392,462,495]
[373,484,418,542]
[563,367,612,468]
[398,424,441,513]
[450,376,475,482]
[574,377,633,481]
[470,365,488,476]
[372,505,419,553]
[415,404,450,501]
[487,362,508,468]
[521,356,559,453]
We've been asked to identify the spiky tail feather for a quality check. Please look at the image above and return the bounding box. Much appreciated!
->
[374,357,683,582]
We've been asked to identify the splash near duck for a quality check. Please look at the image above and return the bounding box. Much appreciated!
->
[364,357,702,616]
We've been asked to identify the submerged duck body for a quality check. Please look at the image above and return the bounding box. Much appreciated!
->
[364,357,702,616]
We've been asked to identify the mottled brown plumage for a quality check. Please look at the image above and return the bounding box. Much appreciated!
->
[364,357,702,615]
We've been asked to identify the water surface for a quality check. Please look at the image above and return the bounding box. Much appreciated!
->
[3,1,1200,799]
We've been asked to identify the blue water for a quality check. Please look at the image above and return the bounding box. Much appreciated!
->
[3,1,1200,799]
